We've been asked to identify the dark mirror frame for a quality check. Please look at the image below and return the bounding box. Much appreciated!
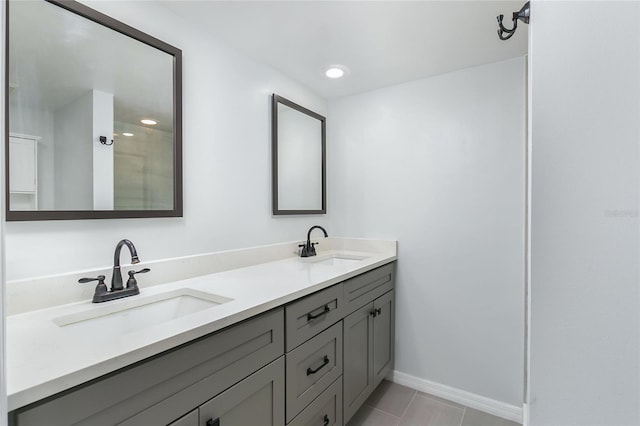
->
[271,94,326,215]
[4,0,183,221]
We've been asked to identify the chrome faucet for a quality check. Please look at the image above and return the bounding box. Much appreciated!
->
[299,225,328,257]
[79,239,150,303]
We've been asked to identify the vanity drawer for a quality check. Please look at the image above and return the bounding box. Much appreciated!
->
[288,376,342,426]
[286,283,344,351]
[14,308,284,426]
[286,321,343,423]
[344,262,395,314]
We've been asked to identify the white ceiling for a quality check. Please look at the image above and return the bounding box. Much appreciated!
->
[164,1,528,99]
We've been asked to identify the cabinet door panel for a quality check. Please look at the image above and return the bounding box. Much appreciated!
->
[288,377,342,426]
[343,303,374,423]
[168,409,198,426]
[199,357,284,426]
[373,291,395,387]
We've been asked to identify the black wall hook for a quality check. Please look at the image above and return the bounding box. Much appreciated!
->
[99,136,114,146]
[497,1,529,41]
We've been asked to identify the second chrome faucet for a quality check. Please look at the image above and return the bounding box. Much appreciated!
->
[299,226,328,257]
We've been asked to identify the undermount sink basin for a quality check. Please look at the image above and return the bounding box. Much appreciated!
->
[309,254,369,267]
[53,288,232,338]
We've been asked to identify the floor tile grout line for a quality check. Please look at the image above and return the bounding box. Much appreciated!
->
[418,391,467,411]
[369,405,402,420]
[459,406,467,426]
[396,389,418,423]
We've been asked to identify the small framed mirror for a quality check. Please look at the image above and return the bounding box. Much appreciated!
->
[5,0,182,221]
[271,94,326,215]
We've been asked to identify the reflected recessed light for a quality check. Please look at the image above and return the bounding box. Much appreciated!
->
[325,67,345,79]
[123,132,134,137]
[141,119,157,125]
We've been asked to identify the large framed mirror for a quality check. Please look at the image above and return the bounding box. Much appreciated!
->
[5,0,182,221]
[272,94,326,215]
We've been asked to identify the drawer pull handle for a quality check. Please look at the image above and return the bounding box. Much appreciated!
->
[307,355,330,375]
[206,418,220,426]
[323,414,330,426]
[307,305,330,321]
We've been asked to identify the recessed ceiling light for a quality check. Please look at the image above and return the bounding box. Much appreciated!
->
[123,132,134,137]
[325,67,345,79]
[141,119,157,125]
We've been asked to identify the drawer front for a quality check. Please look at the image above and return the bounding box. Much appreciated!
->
[286,322,343,423]
[15,308,284,426]
[288,377,342,426]
[344,262,395,314]
[286,284,344,351]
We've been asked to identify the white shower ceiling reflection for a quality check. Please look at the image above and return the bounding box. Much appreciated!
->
[163,1,528,99]
[9,0,174,133]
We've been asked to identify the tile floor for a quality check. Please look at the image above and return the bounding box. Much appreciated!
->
[347,380,522,426]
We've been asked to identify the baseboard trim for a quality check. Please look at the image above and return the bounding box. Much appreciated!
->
[522,402,529,426]
[387,370,523,424]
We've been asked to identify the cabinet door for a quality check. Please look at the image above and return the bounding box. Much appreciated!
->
[343,302,374,423]
[199,357,284,426]
[373,291,395,387]
[9,136,36,193]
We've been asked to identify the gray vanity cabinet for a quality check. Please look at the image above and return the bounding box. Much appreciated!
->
[343,290,395,423]
[10,261,396,426]
[11,308,284,426]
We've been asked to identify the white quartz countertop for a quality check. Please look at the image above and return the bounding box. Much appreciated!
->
[6,243,396,411]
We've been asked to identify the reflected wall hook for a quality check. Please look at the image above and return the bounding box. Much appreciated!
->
[99,136,114,146]
[497,1,529,41]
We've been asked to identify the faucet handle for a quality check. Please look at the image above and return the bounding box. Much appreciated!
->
[79,275,109,300]
[78,275,106,284]
[126,268,150,289]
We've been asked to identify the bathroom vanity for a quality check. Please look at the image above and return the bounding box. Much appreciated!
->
[6,239,396,426]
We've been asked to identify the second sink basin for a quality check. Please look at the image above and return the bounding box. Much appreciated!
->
[309,254,369,267]
[53,288,233,338]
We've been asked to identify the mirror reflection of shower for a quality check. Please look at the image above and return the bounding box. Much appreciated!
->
[7,0,175,212]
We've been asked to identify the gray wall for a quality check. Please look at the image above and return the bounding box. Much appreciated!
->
[328,57,526,406]
[529,1,640,424]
